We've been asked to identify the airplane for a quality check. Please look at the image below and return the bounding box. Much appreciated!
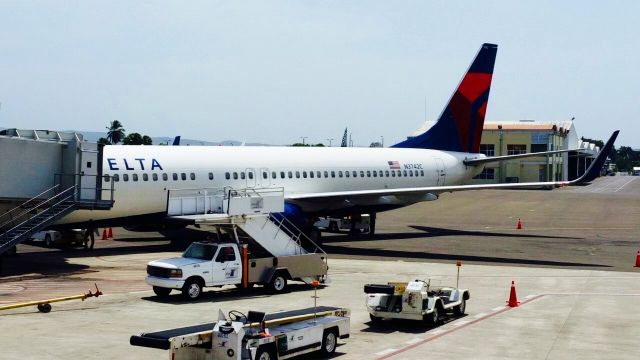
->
[54,43,619,241]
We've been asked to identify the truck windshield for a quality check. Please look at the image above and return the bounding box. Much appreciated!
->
[182,243,218,260]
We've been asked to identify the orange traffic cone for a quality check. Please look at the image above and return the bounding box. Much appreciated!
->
[635,250,640,267]
[107,227,113,238]
[506,280,519,307]
[516,219,522,230]
[101,228,108,240]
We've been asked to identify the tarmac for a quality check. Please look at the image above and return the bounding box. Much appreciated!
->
[0,175,639,359]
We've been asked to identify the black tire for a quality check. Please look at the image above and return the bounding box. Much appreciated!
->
[182,278,203,300]
[328,221,339,232]
[6,246,17,256]
[454,299,466,315]
[368,213,376,238]
[37,303,52,313]
[153,286,172,297]
[320,328,338,356]
[369,314,382,323]
[364,284,394,295]
[425,306,440,325]
[268,273,288,293]
[255,346,274,360]
[44,234,53,248]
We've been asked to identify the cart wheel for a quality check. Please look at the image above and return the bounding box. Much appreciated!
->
[268,273,287,293]
[321,328,338,356]
[454,299,466,315]
[37,303,52,313]
[255,346,274,360]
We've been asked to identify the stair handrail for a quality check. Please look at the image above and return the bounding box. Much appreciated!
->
[0,186,78,247]
[268,213,326,256]
[0,185,76,232]
[0,184,60,230]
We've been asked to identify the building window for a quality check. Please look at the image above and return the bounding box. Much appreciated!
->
[507,144,527,155]
[531,132,549,144]
[531,143,547,153]
[473,167,495,180]
[480,144,495,156]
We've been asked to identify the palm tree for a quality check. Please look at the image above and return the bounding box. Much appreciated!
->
[106,120,125,144]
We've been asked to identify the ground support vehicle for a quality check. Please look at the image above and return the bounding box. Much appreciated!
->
[314,215,371,234]
[365,280,470,324]
[146,241,328,300]
[30,229,94,249]
[130,306,350,360]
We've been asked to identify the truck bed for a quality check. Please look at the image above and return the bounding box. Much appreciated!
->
[130,306,342,350]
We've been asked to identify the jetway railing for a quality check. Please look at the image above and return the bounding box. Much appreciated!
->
[0,184,60,232]
[54,173,115,208]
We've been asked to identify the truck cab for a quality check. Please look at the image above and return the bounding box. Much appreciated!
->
[146,242,242,299]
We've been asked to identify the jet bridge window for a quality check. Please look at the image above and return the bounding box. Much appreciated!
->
[190,173,196,180]
[209,172,214,180]
[132,174,139,182]
[123,174,129,182]
[143,174,148,181]
[152,173,158,181]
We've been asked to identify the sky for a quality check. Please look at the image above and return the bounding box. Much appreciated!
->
[0,1,638,147]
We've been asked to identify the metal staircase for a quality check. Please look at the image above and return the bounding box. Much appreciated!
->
[0,185,78,255]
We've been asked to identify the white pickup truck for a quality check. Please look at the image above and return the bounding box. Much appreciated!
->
[146,241,328,300]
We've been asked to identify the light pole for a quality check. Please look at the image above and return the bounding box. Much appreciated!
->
[300,136,307,145]
[326,138,334,147]
[380,136,384,147]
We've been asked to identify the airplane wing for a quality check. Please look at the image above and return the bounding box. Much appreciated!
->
[463,148,585,166]
[287,131,619,203]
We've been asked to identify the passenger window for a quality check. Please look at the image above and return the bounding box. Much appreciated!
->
[152,173,158,181]
[360,171,365,177]
[331,171,336,178]
[403,170,408,177]
[181,173,187,181]
[132,174,139,182]
[288,171,293,178]
[398,171,402,177]
[209,172,214,180]
[162,173,168,181]
[263,172,268,179]
[338,171,343,178]
[409,170,413,177]
[391,170,396,177]
[240,172,245,180]
[113,174,119,182]
[172,173,178,181]
[366,171,371,177]
[248,172,253,180]
[272,171,277,179]
[302,171,307,178]
[353,171,357,177]
[233,172,238,180]
[103,175,111,183]
[385,170,389,177]
[123,174,129,182]
[345,171,350,178]
[373,171,377,177]
[324,171,329,178]
[296,171,300,178]
[281,171,285,179]
[316,171,321,178]
[225,172,231,180]
[142,173,148,181]
[421,170,425,176]
[379,170,383,177]
[190,173,196,180]
[310,171,314,178]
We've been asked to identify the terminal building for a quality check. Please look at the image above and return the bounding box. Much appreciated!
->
[472,120,601,184]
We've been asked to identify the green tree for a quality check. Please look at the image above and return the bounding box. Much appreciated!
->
[122,133,153,145]
[106,120,125,144]
[97,137,111,145]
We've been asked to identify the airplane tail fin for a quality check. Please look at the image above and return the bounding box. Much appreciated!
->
[393,43,498,153]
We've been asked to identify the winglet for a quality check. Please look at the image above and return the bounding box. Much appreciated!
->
[571,130,619,184]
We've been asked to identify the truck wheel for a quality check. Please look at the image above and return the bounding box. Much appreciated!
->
[153,286,172,297]
[454,299,466,315]
[255,346,274,360]
[328,221,338,232]
[44,234,53,248]
[182,279,203,300]
[320,328,338,356]
[268,273,288,293]
[369,314,382,323]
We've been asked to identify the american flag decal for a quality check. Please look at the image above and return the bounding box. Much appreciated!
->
[388,161,400,169]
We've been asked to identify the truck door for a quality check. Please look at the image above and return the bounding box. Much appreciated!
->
[211,245,241,285]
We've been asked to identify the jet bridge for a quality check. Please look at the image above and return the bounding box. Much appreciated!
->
[166,187,322,257]
[0,129,113,256]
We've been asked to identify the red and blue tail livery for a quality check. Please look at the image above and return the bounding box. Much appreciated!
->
[393,43,498,153]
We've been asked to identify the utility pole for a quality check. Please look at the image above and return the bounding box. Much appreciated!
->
[300,136,307,145]
[380,136,384,147]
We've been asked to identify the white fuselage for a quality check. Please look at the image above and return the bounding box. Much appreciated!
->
[58,145,484,225]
